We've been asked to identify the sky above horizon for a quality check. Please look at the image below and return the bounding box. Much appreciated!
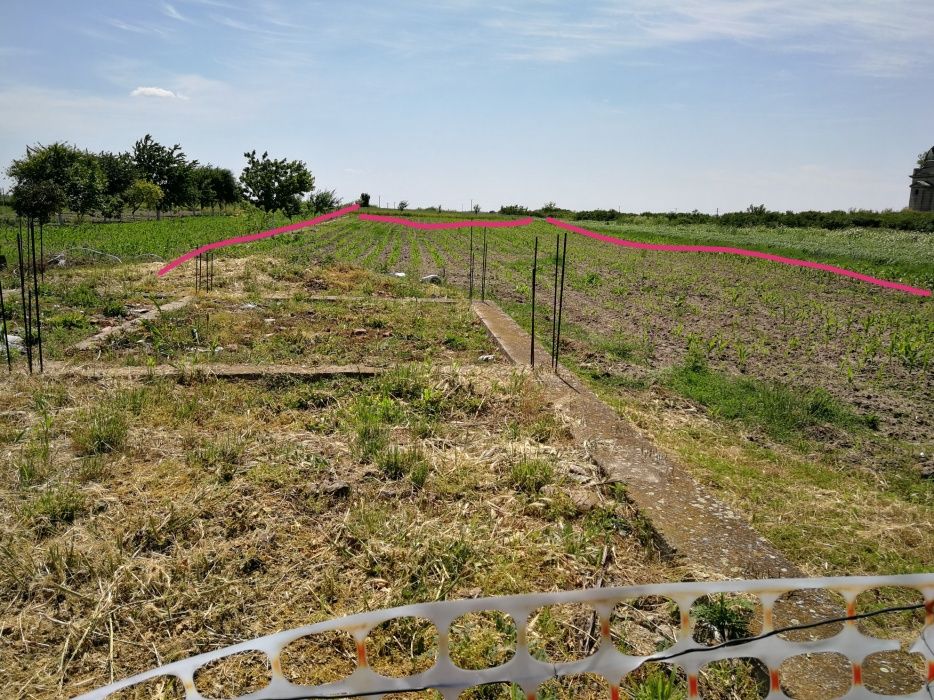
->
[1,1,933,213]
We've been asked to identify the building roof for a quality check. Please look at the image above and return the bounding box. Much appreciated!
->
[922,147,934,163]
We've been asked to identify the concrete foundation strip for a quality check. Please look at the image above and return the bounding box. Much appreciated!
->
[43,363,382,381]
[71,296,194,351]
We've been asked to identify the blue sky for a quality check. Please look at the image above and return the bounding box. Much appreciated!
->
[1,1,932,212]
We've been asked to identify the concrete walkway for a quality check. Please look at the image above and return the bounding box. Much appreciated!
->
[471,300,799,579]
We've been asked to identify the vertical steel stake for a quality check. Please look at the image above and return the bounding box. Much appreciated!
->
[17,223,33,373]
[0,274,11,371]
[469,226,474,301]
[554,231,568,372]
[481,227,488,302]
[29,219,43,371]
[531,236,538,368]
[39,222,44,282]
[551,232,559,366]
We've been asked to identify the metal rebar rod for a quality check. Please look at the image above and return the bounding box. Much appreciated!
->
[551,232,559,367]
[469,226,474,301]
[39,222,44,282]
[17,224,33,373]
[0,275,11,371]
[555,231,568,372]
[481,227,488,302]
[28,219,43,371]
[531,236,538,368]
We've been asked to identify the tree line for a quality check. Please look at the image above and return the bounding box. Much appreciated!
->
[498,203,934,232]
[4,136,341,225]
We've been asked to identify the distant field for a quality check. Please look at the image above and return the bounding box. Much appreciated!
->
[577,218,934,290]
[3,209,931,286]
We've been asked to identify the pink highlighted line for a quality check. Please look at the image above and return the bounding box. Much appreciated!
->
[157,203,361,277]
[546,218,931,297]
[359,213,534,230]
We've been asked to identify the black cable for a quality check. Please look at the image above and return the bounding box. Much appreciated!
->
[653,602,926,663]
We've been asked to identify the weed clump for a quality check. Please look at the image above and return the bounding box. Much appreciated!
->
[377,445,429,486]
[628,666,685,700]
[692,595,754,643]
[72,405,128,455]
[351,396,398,462]
[668,358,868,444]
[187,437,246,482]
[22,485,86,535]
[509,457,554,494]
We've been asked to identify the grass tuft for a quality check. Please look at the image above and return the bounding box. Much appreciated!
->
[377,445,428,484]
[509,457,554,494]
[22,486,86,535]
[187,437,246,482]
[72,404,128,455]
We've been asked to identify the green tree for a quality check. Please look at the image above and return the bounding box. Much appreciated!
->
[188,166,240,213]
[7,142,79,223]
[132,134,196,218]
[65,151,107,220]
[209,167,240,209]
[359,192,371,207]
[239,150,314,217]
[98,151,137,199]
[11,179,62,224]
[123,179,164,215]
[398,200,408,212]
[191,166,218,211]
[97,151,138,218]
[309,188,341,215]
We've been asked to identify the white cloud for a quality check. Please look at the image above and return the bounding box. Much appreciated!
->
[162,3,190,22]
[107,18,168,37]
[465,0,934,75]
[130,86,184,99]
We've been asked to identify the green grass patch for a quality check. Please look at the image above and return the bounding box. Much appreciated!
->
[666,358,871,444]
[22,485,86,535]
[509,457,554,494]
[71,403,128,455]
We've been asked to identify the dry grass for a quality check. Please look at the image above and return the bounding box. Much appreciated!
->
[0,270,683,699]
